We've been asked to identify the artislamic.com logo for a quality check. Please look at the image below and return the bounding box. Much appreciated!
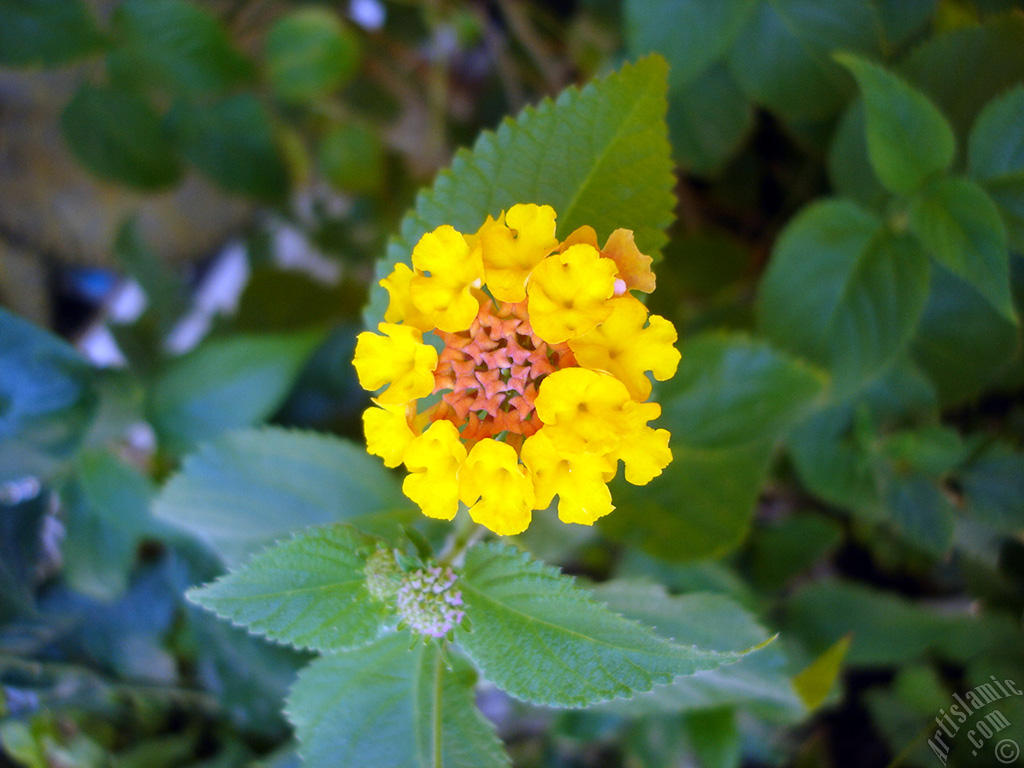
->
[929,676,1022,764]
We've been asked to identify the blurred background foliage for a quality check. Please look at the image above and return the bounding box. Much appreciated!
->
[2,0,1024,766]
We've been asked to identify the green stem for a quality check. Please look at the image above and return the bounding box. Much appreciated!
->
[438,514,486,567]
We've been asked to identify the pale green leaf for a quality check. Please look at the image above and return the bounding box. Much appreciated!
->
[147,330,323,454]
[758,198,931,393]
[188,524,387,652]
[907,177,1015,323]
[835,53,955,194]
[365,56,674,327]
[286,634,509,768]
[153,427,410,566]
[456,544,745,707]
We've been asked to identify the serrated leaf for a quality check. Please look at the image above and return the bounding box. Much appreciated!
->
[968,85,1024,251]
[593,582,804,722]
[602,333,825,561]
[147,330,323,454]
[456,543,745,707]
[365,56,674,328]
[0,0,105,67]
[907,177,1015,322]
[836,53,955,194]
[0,308,97,484]
[109,0,250,97]
[61,85,182,192]
[758,198,931,394]
[153,427,410,566]
[188,524,387,652]
[286,634,509,768]
[729,0,884,122]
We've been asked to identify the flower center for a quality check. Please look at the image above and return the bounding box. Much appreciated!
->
[431,299,576,440]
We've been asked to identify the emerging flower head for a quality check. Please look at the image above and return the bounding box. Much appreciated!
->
[356,204,680,535]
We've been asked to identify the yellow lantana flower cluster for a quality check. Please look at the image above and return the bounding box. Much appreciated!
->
[354,204,680,536]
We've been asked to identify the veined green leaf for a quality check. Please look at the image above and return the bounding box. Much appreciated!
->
[835,53,955,194]
[286,634,509,768]
[153,427,410,566]
[907,177,1015,323]
[365,56,674,328]
[456,544,747,707]
[758,198,931,394]
[188,524,387,652]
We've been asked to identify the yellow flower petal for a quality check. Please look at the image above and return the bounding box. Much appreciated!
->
[521,429,614,525]
[602,228,656,294]
[363,402,416,468]
[611,417,672,485]
[403,420,467,520]
[410,225,484,333]
[569,296,681,401]
[381,262,435,332]
[459,438,535,535]
[480,204,558,302]
[533,368,634,454]
[353,323,438,405]
[526,243,617,344]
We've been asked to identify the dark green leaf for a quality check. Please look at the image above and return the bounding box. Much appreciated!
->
[318,124,384,194]
[285,634,509,768]
[0,308,97,484]
[365,56,674,327]
[912,265,1018,405]
[0,0,105,66]
[871,0,936,51]
[457,543,747,707]
[900,14,1024,139]
[114,218,188,335]
[686,709,741,768]
[749,515,844,590]
[265,8,360,103]
[168,94,289,202]
[109,0,249,96]
[836,53,955,194]
[961,446,1024,532]
[758,199,930,393]
[907,176,1015,322]
[188,524,388,652]
[828,101,888,210]
[147,330,323,454]
[153,427,409,566]
[61,85,182,191]
[729,0,883,121]
[968,85,1024,251]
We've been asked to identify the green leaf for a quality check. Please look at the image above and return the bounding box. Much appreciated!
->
[188,524,387,652]
[912,265,1018,405]
[0,0,105,66]
[285,634,509,768]
[900,14,1024,139]
[835,53,955,194]
[729,0,884,122]
[62,451,155,600]
[593,582,804,722]
[61,85,182,191]
[147,330,323,455]
[153,427,408,566]
[960,446,1024,532]
[318,124,385,194]
[907,177,1015,322]
[265,8,360,103]
[828,101,888,211]
[109,0,250,96]
[0,308,97,484]
[666,63,755,176]
[168,94,289,203]
[602,333,825,560]
[365,55,674,327]
[749,515,844,590]
[758,199,931,393]
[624,0,757,87]
[871,0,936,50]
[456,543,746,707]
[685,709,741,768]
[792,635,851,710]
[968,85,1024,251]
[114,218,188,336]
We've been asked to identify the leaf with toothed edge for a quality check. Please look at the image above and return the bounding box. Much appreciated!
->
[455,543,752,708]
[364,55,675,329]
[187,523,388,653]
[286,633,509,768]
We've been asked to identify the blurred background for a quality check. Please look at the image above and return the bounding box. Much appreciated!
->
[2,0,1024,766]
